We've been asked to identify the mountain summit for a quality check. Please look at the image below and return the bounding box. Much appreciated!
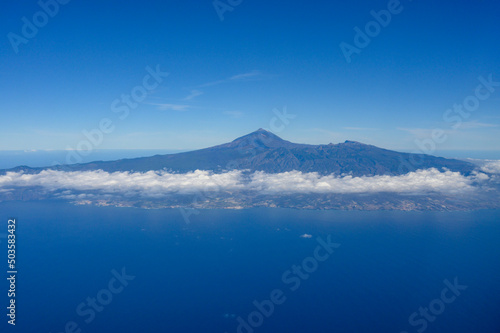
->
[4,129,475,176]
[219,128,307,150]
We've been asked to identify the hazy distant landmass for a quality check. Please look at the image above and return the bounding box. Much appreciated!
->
[0,149,187,169]
[1,129,499,211]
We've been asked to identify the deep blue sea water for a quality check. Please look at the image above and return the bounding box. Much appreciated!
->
[1,202,499,333]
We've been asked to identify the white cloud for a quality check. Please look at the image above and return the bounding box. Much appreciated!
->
[458,121,499,129]
[248,169,485,194]
[0,168,492,199]
[183,90,203,101]
[229,70,262,81]
[481,160,500,174]
[344,127,380,131]
[0,170,245,198]
[398,121,498,138]
[150,103,190,111]
[223,111,244,118]
[397,127,454,139]
[199,70,263,88]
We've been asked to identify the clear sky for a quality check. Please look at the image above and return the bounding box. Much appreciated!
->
[1,0,499,153]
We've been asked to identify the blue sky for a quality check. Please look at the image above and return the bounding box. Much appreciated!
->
[1,0,499,152]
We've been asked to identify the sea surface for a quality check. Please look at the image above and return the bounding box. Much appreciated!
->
[1,202,499,333]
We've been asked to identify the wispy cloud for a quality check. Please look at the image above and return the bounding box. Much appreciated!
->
[344,127,380,131]
[399,121,498,137]
[223,111,244,118]
[147,71,263,111]
[198,70,264,88]
[183,89,203,101]
[31,129,81,139]
[397,127,454,138]
[229,70,263,80]
[307,128,341,136]
[125,131,165,137]
[459,121,499,129]
[149,103,190,111]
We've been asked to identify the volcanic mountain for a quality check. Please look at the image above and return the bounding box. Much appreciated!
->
[4,129,475,176]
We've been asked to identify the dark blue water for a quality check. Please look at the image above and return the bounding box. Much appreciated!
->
[1,202,499,333]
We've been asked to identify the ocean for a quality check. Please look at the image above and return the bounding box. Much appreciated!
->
[1,202,499,333]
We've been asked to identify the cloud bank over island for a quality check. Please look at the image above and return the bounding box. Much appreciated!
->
[248,169,488,194]
[0,165,497,199]
[0,170,245,198]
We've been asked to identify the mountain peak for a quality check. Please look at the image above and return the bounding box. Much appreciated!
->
[251,128,278,137]
[230,129,286,147]
[219,129,300,150]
